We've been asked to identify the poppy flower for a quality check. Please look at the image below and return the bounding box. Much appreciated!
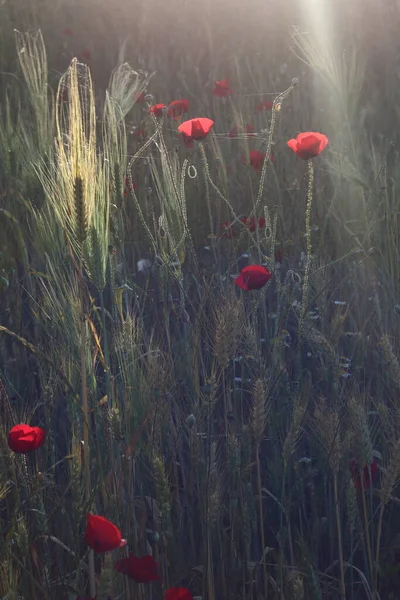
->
[178,118,214,143]
[349,458,378,490]
[148,104,166,117]
[167,99,189,120]
[212,79,234,98]
[136,91,146,103]
[240,216,257,232]
[80,49,91,61]
[219,221,235,238]
[165,588,193,600]
[242,150,272,172]
[132,127,146,141]
[240,216,265,232]
[234,265,272,291]
[124,176,137,196]
[84,514,126,553]
[287,132,328,160]
[256,100,273,111]
[8,424,46,453]
[114,554,160,582]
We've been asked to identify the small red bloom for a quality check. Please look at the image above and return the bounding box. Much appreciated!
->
[148,104,166,117]
[256,100,273,111]
[84,514,126,553]
[212,79,234,98]
[8,424,46,453]
[220,221,235,238]
[133,127,146,141]
[349,458,378,490]
[275,247,282,263]
[240,216,266,232]
[234,265,272,291]
[167,99,189,120]
[178,118,214,142]
[287,132,328,160]
[136,92,146,103]
[244,124,255,135]
[124,176,137,196]
[240,216,257,232]
[242,150,270,172]
[114,554,160,582]
[229,127,238,138]
[80,49,91,61]
[165,588,193,600]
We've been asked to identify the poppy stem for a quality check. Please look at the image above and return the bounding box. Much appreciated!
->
[374,502,385,593]
[255,443,268,598]
[333,474,346,600]
[79,261,96,598]
[360,475,373,585]
[299,160,314,344]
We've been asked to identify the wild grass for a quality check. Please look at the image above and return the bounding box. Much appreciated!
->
[1,1,400,599]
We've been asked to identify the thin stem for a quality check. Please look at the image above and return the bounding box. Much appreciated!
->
[299,159,315,344]
[79,264,96,597]
[374,503,385,593]
[256,445,268,598]
[333,474,346,600]
[360,477,373,584]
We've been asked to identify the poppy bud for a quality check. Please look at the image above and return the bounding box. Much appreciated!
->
[186,414,196,429]
[144,94,153,103]
[291,77,299,86]
[147,530,160,543]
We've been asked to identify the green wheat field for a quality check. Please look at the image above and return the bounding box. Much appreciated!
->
[1,0,400,598]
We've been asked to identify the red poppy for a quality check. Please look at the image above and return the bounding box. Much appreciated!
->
[287,132,328,160]
[229,124,255,138]
[240,216,266,232]
[256,100,273,111]
[124,176,137,196]
[165,588,193,600]
[8,424,46,453]
[234,265,272,291]
[63,27,74,37]
[212,79,234,98]
[167,99,189,120]
[148,104,166,117]
[114,554,160,582]
[80,49,91,61]
[241,150,272,172]
[178,118,214,143]
[133,127,146,141]
[275,247,282,263]
[219,221,235,238]
[136,92,146,103]
[349,458,378,490]
[84,514,126,553]
[240,216,257,232]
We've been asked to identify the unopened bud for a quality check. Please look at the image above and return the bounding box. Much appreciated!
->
[186,414,196,428]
